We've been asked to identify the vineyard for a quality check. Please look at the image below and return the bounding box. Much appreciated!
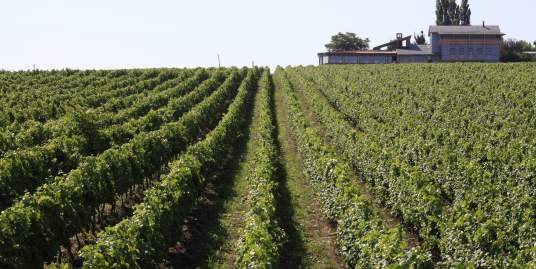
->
[0,64,534,268]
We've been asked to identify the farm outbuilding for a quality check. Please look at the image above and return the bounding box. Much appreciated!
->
[318,23,504,65]
[317,44,432,65]
[318,51,397,65]
[397,45,433,63]
[429,23,504,62]
[318,33,426,65]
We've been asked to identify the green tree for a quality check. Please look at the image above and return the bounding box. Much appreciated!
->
[500,39,536,62]
[436,0,444,25]
[436,0,470,25]
[442,0,451,25]
[447,0,460,25]
[460,0,471,25]
[325,32,370,52]
[414,31,427,45]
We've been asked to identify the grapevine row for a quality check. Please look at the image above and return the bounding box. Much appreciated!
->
[0,69,190,146]
[274,68,432,268]
[235,69,285,268]
[0,70,150,126]
[0,68,244,268]
[0,70,227,210]
[285,65,535,267]
[78,68,258,268]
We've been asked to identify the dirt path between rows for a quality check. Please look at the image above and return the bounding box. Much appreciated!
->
[273,80,342,269]
[292,75,422,249]
[162,83,258,269]
[164,74,343,268]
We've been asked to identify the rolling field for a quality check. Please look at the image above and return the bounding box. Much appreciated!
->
[0,64,534,268]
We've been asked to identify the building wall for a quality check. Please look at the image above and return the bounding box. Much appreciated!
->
[440,44,501,62]
[398,55,432,63]
[432,34,502,62]
[431,33,440,54]
[320,55,395,64]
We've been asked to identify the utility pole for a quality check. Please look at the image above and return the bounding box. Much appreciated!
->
[217,54,221,68]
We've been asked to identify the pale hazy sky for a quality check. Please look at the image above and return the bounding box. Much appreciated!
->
[0,0,534,70]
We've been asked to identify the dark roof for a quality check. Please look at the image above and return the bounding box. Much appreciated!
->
[318,51,397,56]
[429,25,504,36]
[373,35,412,50]
[396,45,433,56]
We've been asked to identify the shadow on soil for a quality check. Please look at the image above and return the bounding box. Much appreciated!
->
[163,93,255,269]
[164,79,310,268]
[271,83,308,268]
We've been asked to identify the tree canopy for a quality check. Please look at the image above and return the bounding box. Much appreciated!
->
[325,32,370,52]
[414,31,427,45]
[500,39,536,62]
[459,0,471,25]
[436,0,471,25]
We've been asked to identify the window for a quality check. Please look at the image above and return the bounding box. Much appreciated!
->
[476,48,483,55]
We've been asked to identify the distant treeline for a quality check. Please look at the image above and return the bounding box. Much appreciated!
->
[501,39,536,62]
